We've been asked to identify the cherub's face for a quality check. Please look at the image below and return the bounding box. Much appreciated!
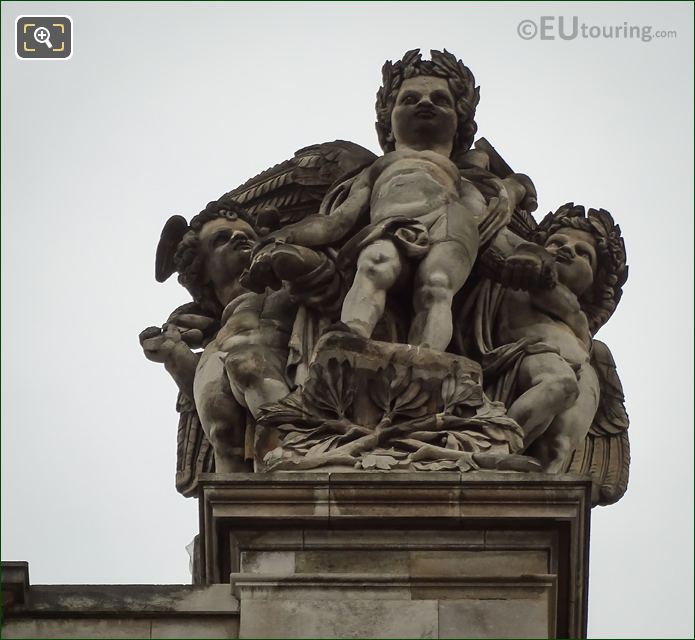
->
[544,228,597,297]
[391,76,457,152]
[198,217,257,288]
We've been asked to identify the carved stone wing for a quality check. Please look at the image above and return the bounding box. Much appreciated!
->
[155,214,189,283]
[175,391,214,497]
[165,302,219,497]
[507,208,538,241]
[566,339,630,506]
[219,140,377,225]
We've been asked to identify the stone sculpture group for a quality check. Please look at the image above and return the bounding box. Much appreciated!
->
[140,50,629,506]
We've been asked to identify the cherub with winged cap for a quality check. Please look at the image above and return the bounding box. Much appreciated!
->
[140,201,327,473]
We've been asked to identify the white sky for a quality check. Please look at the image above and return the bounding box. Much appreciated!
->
[1,2,693,638]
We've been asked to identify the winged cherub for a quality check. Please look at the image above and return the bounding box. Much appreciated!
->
[247,50,535,351]
[481,204,628,473]
[140,201,325,472]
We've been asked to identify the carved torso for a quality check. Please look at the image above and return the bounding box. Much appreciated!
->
[369,149,462,229]
[496,288,591,366]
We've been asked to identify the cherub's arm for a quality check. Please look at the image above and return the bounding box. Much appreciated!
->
[481,236,558,291]
[265,169,373,248]
[488,226,526,257]
[531,284,591,348]
[139,325,201,400]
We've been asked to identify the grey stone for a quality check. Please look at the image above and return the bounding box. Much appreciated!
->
[408,575,556,602]
[239,599,439,639]
[150,618,239,639]
[240,551,295,575]
[0,574,241,640]
[302,528,485,549]
[438,598,552,638]
[3,583,239,615]
[231,529,303,549]
[1,562,29,608]
[409,549,549,577]
[1,618,152,639]
[295,550,410,575]
[231,572,420,601]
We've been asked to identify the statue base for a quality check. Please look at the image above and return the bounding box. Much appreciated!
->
[198,472,591,638]
[256,331,532,473]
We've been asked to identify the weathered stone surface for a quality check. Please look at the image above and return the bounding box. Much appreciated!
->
[408,575,555,602]
[408,549,549,577]
[150,618,239,639]
[295,550,410,575]
[302,528,485,549]
[232,574,413,602]
[239,599,439,639]
[0,575,241,640]
[240,551,295,575]
[438,598,552,638]
[2,618,240,640]
[199,473,590,638]
[1,562,29,608]
[3,583,239,615]
[2,619,153,639]
[231,574,556,638]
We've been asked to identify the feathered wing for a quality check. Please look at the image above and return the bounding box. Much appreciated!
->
[167,302,219,497]
[156,215,189,283]
[175,392,214,497]
[566,340,630,506]
[218,140,377,225]
[507,208,538,241]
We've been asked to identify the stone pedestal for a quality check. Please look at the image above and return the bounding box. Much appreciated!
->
[198,472,591,639]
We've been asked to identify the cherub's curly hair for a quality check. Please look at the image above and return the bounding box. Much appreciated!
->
[375,49,480,161]
[173,200,255,315]
[534,203,628,334]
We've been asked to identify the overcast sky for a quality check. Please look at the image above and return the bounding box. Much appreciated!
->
[1,2,693,638]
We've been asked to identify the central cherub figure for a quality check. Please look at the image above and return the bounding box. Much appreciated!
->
[251,50,486,351]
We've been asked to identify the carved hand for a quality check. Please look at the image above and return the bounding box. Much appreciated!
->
[499,243,557,290]
[165,313,216,349]
[240,240,284,293]
[139,324,188,364]
[505,173,538,213]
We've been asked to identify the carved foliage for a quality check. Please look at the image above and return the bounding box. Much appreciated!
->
[258,357,529,472]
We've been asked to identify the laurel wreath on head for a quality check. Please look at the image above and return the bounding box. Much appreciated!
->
[535,203,628,333]
[375,49,480,158]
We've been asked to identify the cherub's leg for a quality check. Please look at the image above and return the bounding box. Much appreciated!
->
[225,345,290,419]
[194,351,251,473]
[409,239,476,350]
[267,243,325,279]
[341,240,402,339]
[507,353,580,449]
[527,362,600,473]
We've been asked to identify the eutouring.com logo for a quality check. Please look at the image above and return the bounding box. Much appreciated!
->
[517,16,677,43]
